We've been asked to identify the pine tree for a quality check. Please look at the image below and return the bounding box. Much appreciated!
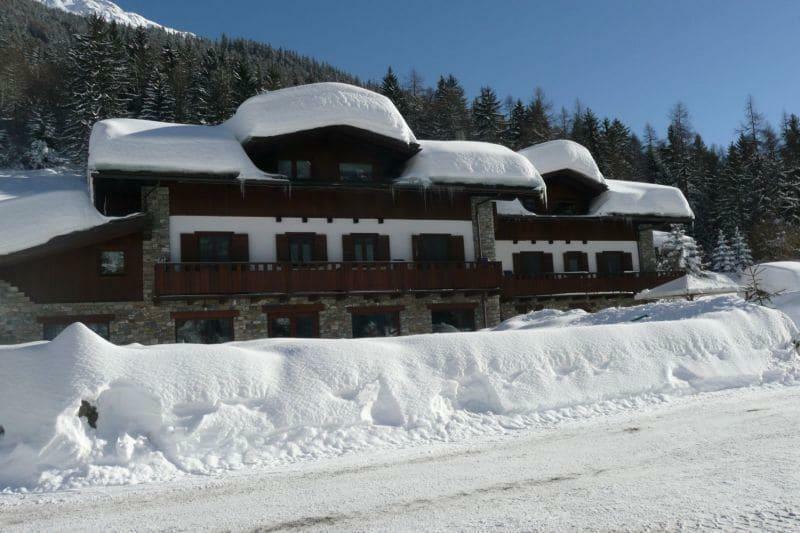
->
[232,59,259,108]
[64,15,129,162]
[471,86,503,143]
[522,88,551,146]
[379,67,407,117]
[710,230,735,273]
[430,74,470,140]
[658,224,704,275]
[0,128,10,167]
[599,118,634,179]
[141,65,175,122]
[125,26,153,117]
[504,99,526,149]
[730,226,754,272]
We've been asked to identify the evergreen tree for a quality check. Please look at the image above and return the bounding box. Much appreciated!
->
[710,230,735,273]
[599,118,634,179]
[63,15,129,162]
[125,26,153,117]
[576,108,603,161]
[379,67,407,117]
[0,128,10,167]
[430,74,470,140]
[232,59,259,108]
[522,88,551,146]
[141,65,176,122]
[658,224,704,275]
[471,86,503,143]
[503,99,526,149]
[730,226,754,272]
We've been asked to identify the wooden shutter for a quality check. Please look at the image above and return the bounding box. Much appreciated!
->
[411,235,421,261]
[180,233,199,262]
[542,253,554,273]
[342,234,355,261]
[621,252,633,272]
[579,252,589,271]
[596,252,606,274]
[313,234,328,261]
[276,234,290,262]
[376,235,390,261]
[512,253,522,275]
[230,234,250,262]
[447,235,465,261]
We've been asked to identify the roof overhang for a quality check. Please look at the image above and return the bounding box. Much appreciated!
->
[542,169,608,193]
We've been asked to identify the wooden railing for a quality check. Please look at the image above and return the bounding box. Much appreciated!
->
[501,271,683,298]
[154,261,503,297]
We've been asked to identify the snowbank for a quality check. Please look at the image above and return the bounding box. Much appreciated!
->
[0,297,796,492]
[744,262,800,295]
[518,139,606,185]
[0,169,136,256]
[635,272,740,300]
[397,140,544,189]
[226,83,416,146]
[88,119,283,182]
[590,179,694,218]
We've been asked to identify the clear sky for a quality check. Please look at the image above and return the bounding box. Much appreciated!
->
[115,0,799,148]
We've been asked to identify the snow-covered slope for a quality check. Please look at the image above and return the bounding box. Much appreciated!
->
[0,296,796,491]
[34,0,189,35]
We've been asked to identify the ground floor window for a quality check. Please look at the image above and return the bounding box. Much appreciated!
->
[268,313,319,338]
[350,307,401,338]
[175,317,234,344]
[431,308,476,333]
[42,320,111,341]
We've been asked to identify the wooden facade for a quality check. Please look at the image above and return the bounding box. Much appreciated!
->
[495,216,639,241]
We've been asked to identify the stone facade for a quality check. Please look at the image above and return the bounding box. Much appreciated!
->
[499,294,639,321]
[471,197,496,261]
[637,225,658,273]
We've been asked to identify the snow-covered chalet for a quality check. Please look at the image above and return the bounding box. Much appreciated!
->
[0,83,692,344]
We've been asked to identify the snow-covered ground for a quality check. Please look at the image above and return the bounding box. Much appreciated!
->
[1,295,799,530]
[2,385,798,531]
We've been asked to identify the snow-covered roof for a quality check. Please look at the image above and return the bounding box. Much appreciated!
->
[226,83,417,146]
[743,262,800,295]
[88,119,284,182]
[634,272,740,300]
[518,140,606,186]
[589,179,694,219]
[396,140,544,189]
[0,169,140,257]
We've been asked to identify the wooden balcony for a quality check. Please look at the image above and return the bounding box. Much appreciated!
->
[501,271,683,299]
[154,261,503,298]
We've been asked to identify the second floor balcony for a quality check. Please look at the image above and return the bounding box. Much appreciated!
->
[501,271,684,298]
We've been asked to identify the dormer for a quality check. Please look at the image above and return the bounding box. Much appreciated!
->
[225,83,420,184]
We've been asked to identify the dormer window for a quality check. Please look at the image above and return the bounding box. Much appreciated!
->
[340,163,373,182]
[278,159,311,179]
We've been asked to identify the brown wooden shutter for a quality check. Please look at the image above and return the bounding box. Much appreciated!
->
[376,235,390,261]
[512,253,522,275]
[313,234,328,261]
[230,234,250,262]
[342,234,355,261]
[542,253,554,273]
[276,234,290,262]
[596,252,606,274]
[622,252,633,272]
[180,233,199,262]
[579,252,589,271]
[447,235,465,262]
[411,235,421,261]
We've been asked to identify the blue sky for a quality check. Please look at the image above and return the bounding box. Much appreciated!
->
[116,0,799,148]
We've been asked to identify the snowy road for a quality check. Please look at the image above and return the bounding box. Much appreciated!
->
[2,385,799,531]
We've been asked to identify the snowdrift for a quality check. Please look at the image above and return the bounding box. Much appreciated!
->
[0,297,797,491]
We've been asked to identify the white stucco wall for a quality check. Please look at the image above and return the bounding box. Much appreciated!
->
[495,240,640,273]
[169,216,475,262]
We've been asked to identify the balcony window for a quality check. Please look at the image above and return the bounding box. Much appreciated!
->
[198,234,232,262]
[563,251,588,273]
[351,310,400,338]
[278,159,312,179]
[289,236,314,263]
[99,250,125,276]
[296,160,311,179]
[353,235,377,261]
[277,159,292,177]
[514,252,554,276]
[340,163,373,182]
[175,318,233,344]
[418,235,450,262]
[431,309,475,333]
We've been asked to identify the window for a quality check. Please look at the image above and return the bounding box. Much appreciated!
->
[339,163,373,182]
[198,234,232,262]
[175,318,233,344]
[431,309,475,333]
[99,250,126,275]
[351,311,400,338]
[551,201,580,215]
[418,235,450,262]
[42,317,111,341]
[563,251,588,273]
[602,253,623,274]
[288,235,314,263]
[353,235,377,261]
[514,252,554,276]
[277,159,312,179]
[268,313,319,338]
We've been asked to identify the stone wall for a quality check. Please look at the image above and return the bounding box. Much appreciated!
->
[499,295,639,322]
[637,225,658,273]
[471,197,496,261]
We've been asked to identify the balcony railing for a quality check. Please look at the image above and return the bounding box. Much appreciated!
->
[154,261,503,297]
[501,271,683,298]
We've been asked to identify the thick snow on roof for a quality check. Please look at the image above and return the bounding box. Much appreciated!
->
[589,179,694,218]
[88,119,283,182]
[226,83,416,146]
[0,169,133,256]
[635,272,740,300]
[518,140,606,185]
[397,140,544,189]
[743,262,800,295]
